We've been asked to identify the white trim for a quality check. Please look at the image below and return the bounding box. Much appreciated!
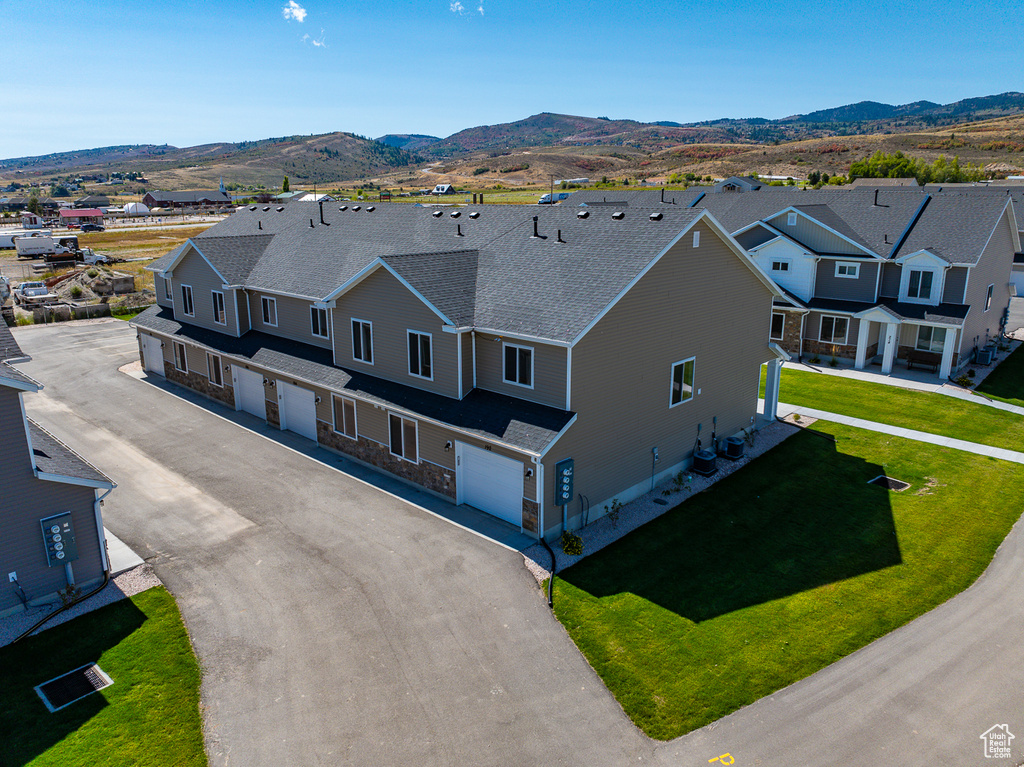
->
[819,314,849,345]
[207,352,223,387]
[985,283,994,312]
[692,230,700,248]
[310,305,330,339]
[156,239,230,286]
[901,265,942,305]
[770,311,785,341]
[565,346,572,411]
[19,392,37,470]
[772,207,880,258]
[260,296,278,327]
[331,393,358,440]
[351,318,373,364]
[35,470,114,490]
[180,284,195,317]
[232,289,244,337]
[0,370,41,393]
[471,331,477,389]
[211,290,226,325]
[94,488,112,572]
[669,356,696,408]
[537,414,579,459]
[387,411,419,464]
[323,258,455,325]
[769,258,791,274]
[978,199,1018,261]
[163,276,173,302]
[407,330,434,381]
[834,261,860,279]
[443,325,572,347]
[787,211,797,226]
[501,342,534,389]
[172,340,188,373]
[456,330,463,397]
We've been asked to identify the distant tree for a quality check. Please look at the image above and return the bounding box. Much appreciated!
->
[27,196,40,214]
[282,176,290,192]
[821,173,830,183]
[808,171,821,185]
[51,185,70,197]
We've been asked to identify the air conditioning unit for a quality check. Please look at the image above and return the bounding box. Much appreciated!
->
[975,347,994,366]
[692,449,717,477]
[723,436,745,461]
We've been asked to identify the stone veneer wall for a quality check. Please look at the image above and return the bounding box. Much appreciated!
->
[802,338,856,360]
[164,361,235,407]
[521,500,538,534]
[266,400,280,427]
[773,311,804,356]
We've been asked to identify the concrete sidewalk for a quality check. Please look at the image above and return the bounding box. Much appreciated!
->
[777,402,1024,465]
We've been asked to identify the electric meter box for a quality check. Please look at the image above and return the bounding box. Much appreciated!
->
[554,457,574,506]
[40,512,78,567]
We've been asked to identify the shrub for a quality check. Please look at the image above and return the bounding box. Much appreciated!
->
[955,374,973,387]
[560,531,583,557]
[87,268,99,278]
[473,167,489,175]
[604,498,623,526]
[70,285,83,298]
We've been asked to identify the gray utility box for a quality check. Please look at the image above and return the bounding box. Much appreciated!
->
[40,512,78,567]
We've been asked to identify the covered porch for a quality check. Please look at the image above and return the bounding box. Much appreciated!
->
[851,305,962,381]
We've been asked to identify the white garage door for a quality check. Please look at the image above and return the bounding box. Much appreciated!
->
[279,380,317,441]
[457,442,524,526]
[141,334,164,376]
[233,367,266,419]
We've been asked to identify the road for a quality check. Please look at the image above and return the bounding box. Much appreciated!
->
[13,319,1024,767]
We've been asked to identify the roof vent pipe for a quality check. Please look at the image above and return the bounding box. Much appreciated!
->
[456,224,464,237]
[258,220,262,230]
[533,216,539,237]
[318,200,329,226]
[310,218,315,228]
[557,229,565,243]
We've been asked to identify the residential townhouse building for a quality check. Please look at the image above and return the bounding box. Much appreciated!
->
[134,203,782,538]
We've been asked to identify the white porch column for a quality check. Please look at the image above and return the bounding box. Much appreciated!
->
[763,359,783,422]
[881,322,899,375]
[939,327,956,380]
[854,320,870,369]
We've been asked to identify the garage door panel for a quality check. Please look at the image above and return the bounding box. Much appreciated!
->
[280,380,317,441]
[142,335,164,376]
[458,443,523,526]
[234,367,266,419]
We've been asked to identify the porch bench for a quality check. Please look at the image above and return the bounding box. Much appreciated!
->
[906,349,941,372]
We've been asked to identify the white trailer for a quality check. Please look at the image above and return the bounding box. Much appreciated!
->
[15,236,58,258]
[0,229,52,248]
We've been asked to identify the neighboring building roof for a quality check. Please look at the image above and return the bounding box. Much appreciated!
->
[567,189,706,207]
[28,420,113,486]
[190,234,274,286]
[133,306,574,453]
[0,321,27,362]
[0,361,40,390]
[894,192,1014,265]
[805,296,969,325]
[59,208,103,218]
[849,177,919,187]
[144,190,233,204]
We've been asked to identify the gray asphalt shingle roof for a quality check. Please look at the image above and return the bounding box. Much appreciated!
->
[28,420,113,485]
[0,321,26,361]
[0,361,39,389]
[133,306,573,453]
[895,193,1013,265]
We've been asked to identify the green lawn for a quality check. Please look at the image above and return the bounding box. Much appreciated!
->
[0,586,206,767]
[767,368,1024,452]
[975,343,1024,408]
[553,422,1024,740]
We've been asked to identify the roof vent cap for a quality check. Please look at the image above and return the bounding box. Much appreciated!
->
[576,210,589,219]
[450,210,461,218]
[432,210,443,218]
[339,205,348,211]
[249,206,257,211]
[612,211,625,220]
[366,206,375,212]
[352,205,361,211]
[468,211,480,219]
[262,206,270,212]
[276,206,284,212]
[649,211,663,221]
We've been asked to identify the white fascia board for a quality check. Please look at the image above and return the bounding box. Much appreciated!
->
[159,240,230,286]
[0,372,41,392]
[441,325,571,347]
[323,259,453,326]
[894,249,949,267]
[35,470,115,490]
[703,210,786,298]
[769,342,791,361]
[854,305,903,323]
[979,200,1020,262]
[536,413,580,460]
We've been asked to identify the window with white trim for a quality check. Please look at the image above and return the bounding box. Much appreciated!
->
[180,284,194,316]
[907,269,933,300]
[332,394,357,439]
[916,326,947,353]
[408,331,432,379]
[835,262,860,279]
[352,319,373,363]
[985,284,994,311]
[819,315,849,344]
[692,230,700,248]
[787,212,797,226]
[212,290,226,325]
[770,312,785,341]
[310,306,329,339]
[503,343,533,387]
[207,352,223,387]
[771,260,790,273]
[173,341,188,373]
[388,413,418,463]
[669,357,695,407]
[163,277,173,301]
[261,296,277,327]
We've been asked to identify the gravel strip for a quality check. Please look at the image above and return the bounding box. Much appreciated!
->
[0,564,162,648]
[523,420,800,583]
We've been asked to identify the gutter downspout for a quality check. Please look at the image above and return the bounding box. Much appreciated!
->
[94,485,115,573]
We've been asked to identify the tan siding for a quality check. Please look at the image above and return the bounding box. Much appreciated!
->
[475,335,567,409]
[461,332,473,397]
[814,259,878,302]
[332,268,458,398]
[247,292,331,350]
[766,213,864,255]
[541,221,772,535]
[234,288,250,333]
[961,209,1016,354]
[169,248,237,335]
[943,267,969,304]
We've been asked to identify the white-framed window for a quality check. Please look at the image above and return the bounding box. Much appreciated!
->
[503,343,533,388]
[916,326,947,353]
[163,277,173,301]
[352,319,373,364]
[261,296,277,327]
[212,290,226,325]
[985,284,994,311]
[835,262,860,279]
[310,306,329,339]
[692,230,700,248]
[907,269,934,300]
[332,394,357,440]
[770,312,785,341]
[771,260,790,273]
[787,211,797,226]
[173,341,188,373]
[408,331,432,380]
[819,314,849,344]
[669,357,695,407]
[388,412,418,463]
[180,284,194,316]
[207,352,223,387]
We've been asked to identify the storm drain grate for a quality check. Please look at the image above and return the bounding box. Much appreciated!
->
[868,475,911,492]
[35,663,113,712]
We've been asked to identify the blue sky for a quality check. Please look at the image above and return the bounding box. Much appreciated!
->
[1,0,1019,158]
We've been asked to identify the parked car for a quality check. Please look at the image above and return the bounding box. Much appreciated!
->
[80,223,105,232]
[13,281,59,306]
[538,192,571,204]
[78,248,110,265]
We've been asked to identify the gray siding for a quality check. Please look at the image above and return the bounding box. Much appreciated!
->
[814,259,879,302]
[734,226,776,251]
[766,212,864,255]
[879,263,901,297]
[475,335,567,409]
[247,292,331,350]
[805,311,861,347]
[331,268,459,399]
[961,208,1017,354]
[460,332,473,398]
[541,220,772,535]
[154,274,173,309]
[0,388,103,614]
[234,288,250,333]
[169,248,237,336]
[943,266,969,304]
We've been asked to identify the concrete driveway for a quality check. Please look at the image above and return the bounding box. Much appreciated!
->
[13,319,1024,767]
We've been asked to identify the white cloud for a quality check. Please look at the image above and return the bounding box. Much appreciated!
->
[301,29,327,47]
[477,2,484,14]
[450,1,464,12]
[282,1,307,22]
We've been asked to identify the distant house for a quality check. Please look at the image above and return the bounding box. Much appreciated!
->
[296,193,336,203]
[849,178,918,188]
[1,197,28,212]
[431,184,455,195]
[59,208,104,226]
[0,323,115,617]
[715,176,763,193]
[142,190,233,209]
[273,191,307,203]
[20,211,44,229]
[74,194,111,209]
